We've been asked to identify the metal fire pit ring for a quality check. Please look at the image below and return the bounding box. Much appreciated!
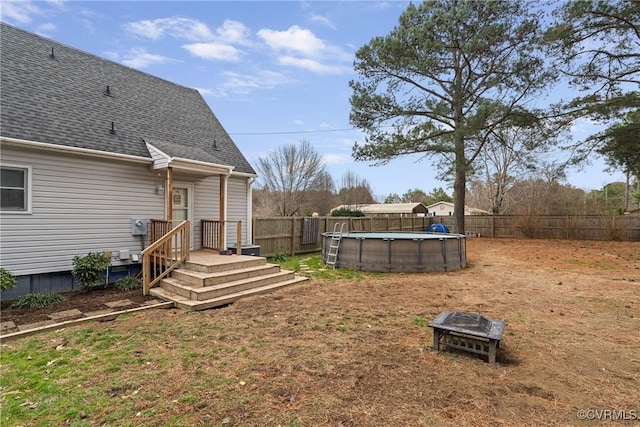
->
[429,311,505,363]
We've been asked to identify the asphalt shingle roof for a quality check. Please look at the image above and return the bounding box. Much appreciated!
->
[0,22,255,175]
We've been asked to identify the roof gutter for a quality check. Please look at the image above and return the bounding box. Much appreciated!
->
[0,137,153,164]
[168,156,234,176]
[231,171,258,178]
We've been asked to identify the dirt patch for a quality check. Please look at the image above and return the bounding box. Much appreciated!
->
[1,285,158,330]
[2,238,639,426]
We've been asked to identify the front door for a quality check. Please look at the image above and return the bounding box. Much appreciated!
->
[171,182,194,248]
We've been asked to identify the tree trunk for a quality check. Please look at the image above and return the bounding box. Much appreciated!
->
[454,158,466,235]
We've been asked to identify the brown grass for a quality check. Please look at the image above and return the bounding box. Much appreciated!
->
[3,238,639,426]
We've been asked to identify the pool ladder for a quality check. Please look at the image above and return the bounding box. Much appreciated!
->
[326,223,347,269]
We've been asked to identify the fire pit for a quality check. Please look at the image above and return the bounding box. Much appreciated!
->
[429,311,505,363]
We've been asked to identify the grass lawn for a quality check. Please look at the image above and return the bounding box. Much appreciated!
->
[1,238,639,426]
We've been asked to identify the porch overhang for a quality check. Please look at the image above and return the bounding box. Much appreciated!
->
[144,140,233,176]
[163,157,233,176]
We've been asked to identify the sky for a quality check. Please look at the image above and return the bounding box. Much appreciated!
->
[1,0,628,201]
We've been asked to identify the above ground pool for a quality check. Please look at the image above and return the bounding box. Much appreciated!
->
[322,231,466,273]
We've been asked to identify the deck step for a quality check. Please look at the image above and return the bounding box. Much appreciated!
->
[150,251,309,311]
[150,276,309,311]
[183,255,266,273]
[161,270,298,301]
[172,264,282,287]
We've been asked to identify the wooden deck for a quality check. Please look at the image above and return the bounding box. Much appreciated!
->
[149,250,308,311]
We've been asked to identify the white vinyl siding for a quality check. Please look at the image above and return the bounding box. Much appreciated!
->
[192,175,220,249]
[0,147,164,275]
[227,176,249,244]
[146,143,170,169]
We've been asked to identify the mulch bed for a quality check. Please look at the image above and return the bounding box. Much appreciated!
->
[1,285,158,329]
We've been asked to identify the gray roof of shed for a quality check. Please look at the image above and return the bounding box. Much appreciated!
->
[0,22,255,175]
[332,203,429,214]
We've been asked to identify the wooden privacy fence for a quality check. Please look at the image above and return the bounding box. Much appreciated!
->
[253,216,432,257]
[252,215,640,258]
[454,215,640,241]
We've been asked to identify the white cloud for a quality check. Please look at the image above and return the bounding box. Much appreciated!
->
[32,22,56,37]
[257,25,326,57]
[570,117,602,135]
[215,20,251,45]
[192,87,213,96]
[323,153,352,165]
[216,70,295,97]
[1,1,42,24]
[45,0,66,7]
[309,13,336,30]
[123,17,215,41]
[277,55,347,74]
[183,42,242,62]
[257,25,352,74]
[123,18,251,63]
[103,50,119,61]
[121,48,178,69]
[37,22,56,32]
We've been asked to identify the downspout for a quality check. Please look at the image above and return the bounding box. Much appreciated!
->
[220,170,232,250]
[247,176,256,244]
[166,167,174,222]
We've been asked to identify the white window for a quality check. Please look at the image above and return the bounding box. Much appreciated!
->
[1,164,32,213]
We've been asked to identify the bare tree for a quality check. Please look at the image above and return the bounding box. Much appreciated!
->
[304,171,340,216]
[338,171,375,206]
[477,123,553,214]
[255,140,326,216]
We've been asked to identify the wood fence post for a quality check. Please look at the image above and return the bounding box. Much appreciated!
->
[291,217,296,256]
[492,215,495,238]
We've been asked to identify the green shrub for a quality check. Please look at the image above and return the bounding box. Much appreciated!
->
[330,208,364,217]
[114,276,142,291]
[10,293,66,309]
[72,252,110,292]
[0,267,17,291]
[271,252,288,262]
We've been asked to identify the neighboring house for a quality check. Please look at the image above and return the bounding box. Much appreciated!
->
[331,203,430,217]
[0,23,257,298]
[426,201,491,216]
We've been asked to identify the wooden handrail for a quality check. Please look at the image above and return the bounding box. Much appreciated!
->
[150,219,184,243]
[142,220,190,295]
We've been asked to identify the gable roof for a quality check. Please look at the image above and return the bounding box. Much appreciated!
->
[426,201,455,210]
[0,22,255,175]
[427,201,491,215]
[332,203,428,214]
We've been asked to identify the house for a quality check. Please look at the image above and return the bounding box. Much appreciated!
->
[426,201,491,216]
[331,203,430,217]
[0,23,258,298]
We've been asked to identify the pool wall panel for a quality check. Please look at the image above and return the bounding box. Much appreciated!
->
[322,232,466,273]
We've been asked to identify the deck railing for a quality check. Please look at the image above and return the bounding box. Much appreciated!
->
[201,220,242,253]
[142,220,190,295]
[201,219,224,251]
[150,219,177,243]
